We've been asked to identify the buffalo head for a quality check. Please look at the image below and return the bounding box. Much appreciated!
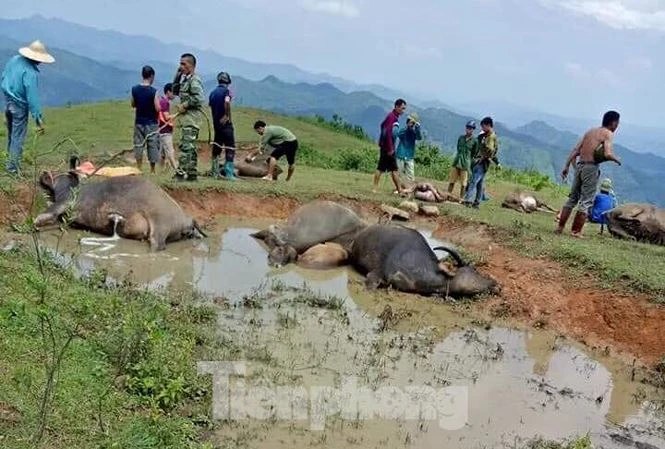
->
[433,246,501,298]
[34,157,82,228]
[251,225,297,267]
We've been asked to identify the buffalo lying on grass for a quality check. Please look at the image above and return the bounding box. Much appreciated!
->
[606,203,665,246]
[502,192,556,214]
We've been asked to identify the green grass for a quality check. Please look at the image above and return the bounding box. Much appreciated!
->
[0,241,222,448]
[0,100,663,447]
[1,101,665,299]
[522,435,592,449]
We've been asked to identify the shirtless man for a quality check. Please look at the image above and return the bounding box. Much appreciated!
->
[555,110,622,237]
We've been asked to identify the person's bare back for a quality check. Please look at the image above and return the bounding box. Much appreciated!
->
[576,127,614,163]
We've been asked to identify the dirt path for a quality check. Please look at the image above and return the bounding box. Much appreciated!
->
[3,186,664,366]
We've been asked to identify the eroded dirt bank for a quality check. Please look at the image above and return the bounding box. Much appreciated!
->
[3,186,664,366]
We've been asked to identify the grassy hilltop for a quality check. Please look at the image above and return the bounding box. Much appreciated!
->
[1,101,664,296]
[0,101,664,448]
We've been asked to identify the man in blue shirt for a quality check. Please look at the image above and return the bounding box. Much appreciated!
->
[131,65,160,173]
[208,71,236,180]
[394,113,422,190]
[1,40,55,175]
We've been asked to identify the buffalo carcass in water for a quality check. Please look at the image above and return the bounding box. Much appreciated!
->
[606,203,665,246]
[251,200,367,268]
[349,224,500,298]
[502,191,556,214]
[34,160,205,251]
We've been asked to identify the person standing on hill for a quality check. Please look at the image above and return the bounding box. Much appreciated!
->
[247,121,299,181]
[556,111,622,237]
[131,65,161,173]
[448,120,478,199]
[395,112,422,190]
[373,98,407,194]
[208,71,237,180]
[173,53,206,181]
[1,40,55,175]
[463,117,500,208]
[158,82,178,172]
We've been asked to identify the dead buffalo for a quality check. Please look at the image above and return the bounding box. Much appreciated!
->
[34,166,205,251]
[234,151,283,179]
[502,192,556,214]
[252,200,367,267]
[349,224,500,298]
[606,203,665,246]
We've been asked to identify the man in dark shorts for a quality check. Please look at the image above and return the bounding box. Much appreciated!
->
[247,120,299,181]
[131,65,161,173]
[208,71,236,180]
[372,98,406,194]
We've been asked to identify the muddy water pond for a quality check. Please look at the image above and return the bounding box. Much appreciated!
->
[38,217,665,449]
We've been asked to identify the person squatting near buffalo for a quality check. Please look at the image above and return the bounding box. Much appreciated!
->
[556,110,622,237]
[209,71,237,180]
[131,65,161,174]
[246,121,299,181]
[590,178,618,226]
[1,40,54,175]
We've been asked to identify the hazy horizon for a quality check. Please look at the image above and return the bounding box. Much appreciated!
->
[3,1,665,128]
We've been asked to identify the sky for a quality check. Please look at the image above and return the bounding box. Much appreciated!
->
[3,0,665,126]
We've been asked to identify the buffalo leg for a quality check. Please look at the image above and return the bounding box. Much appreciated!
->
[365,271,383,290]
[607,224,636,241]
[386,271,417,293]
[148,218,167,251]
[502,201,523,213]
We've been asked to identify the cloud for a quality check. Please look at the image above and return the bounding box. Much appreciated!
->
[401,44,443,60]
[627,56,653,70]
[300,0,360,18]
[563,62,620,86]
[541,0,665,31]
[564,62,590,79]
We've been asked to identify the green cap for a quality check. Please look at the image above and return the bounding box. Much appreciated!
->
[600,178,612,192]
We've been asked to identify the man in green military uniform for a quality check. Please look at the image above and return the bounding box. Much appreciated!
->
[448,120,478,199]
[173,53,205,181]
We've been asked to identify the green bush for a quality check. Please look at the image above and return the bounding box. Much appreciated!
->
[295,137,557,193]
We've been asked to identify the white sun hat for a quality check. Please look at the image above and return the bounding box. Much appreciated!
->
[18,40,55,64]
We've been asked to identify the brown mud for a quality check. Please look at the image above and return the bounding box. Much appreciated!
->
[2,182,664,367]
[166,189,665,367]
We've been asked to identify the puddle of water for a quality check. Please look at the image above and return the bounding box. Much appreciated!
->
[34,217,665,449]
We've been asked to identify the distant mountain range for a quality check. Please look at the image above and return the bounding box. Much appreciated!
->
[0,15,418,105]
[0,16,663,206]
[457,100,665,159]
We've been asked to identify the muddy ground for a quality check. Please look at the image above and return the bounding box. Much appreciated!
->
[169,189,665,368]
[2,183,664,369]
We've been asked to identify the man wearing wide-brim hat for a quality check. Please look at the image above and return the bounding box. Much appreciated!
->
[1,40,55,175]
